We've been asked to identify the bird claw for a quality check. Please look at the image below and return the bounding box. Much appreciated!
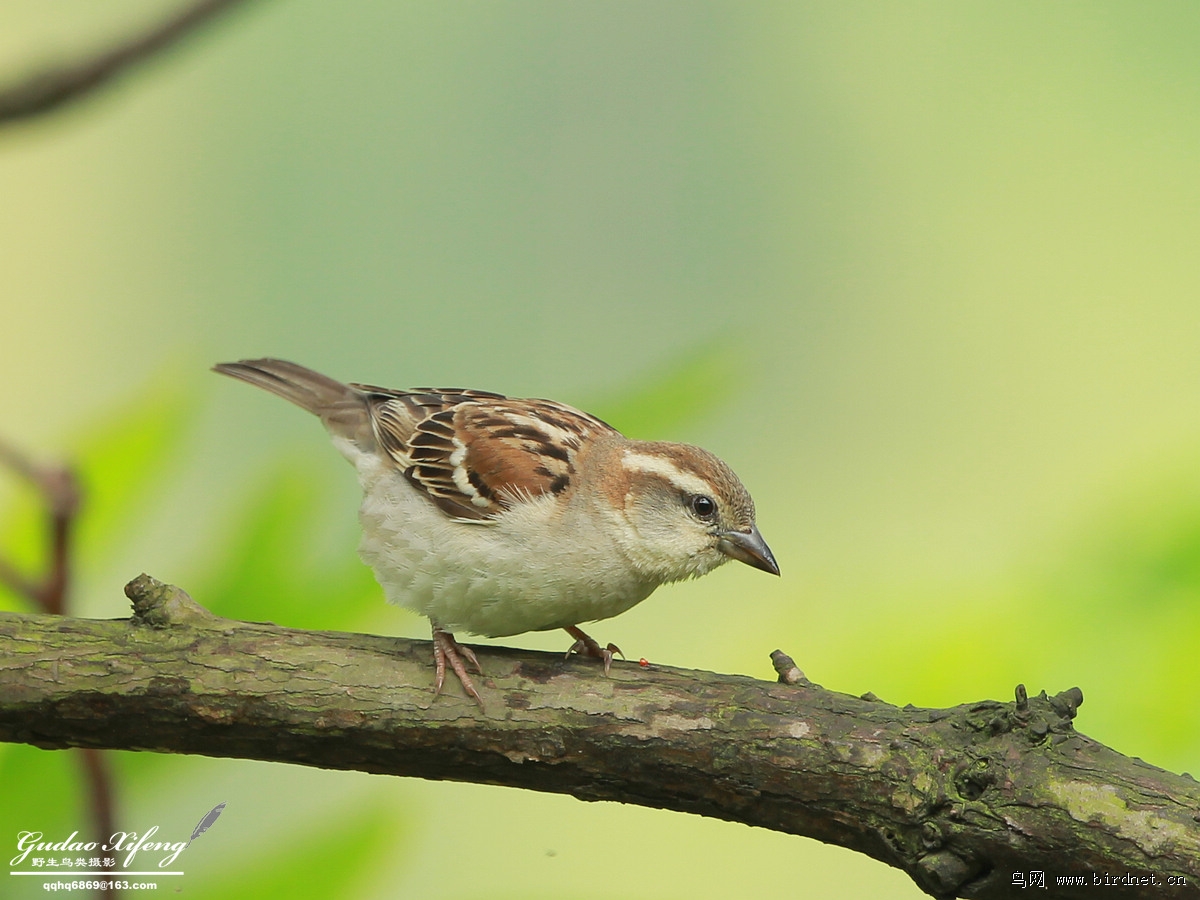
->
[431,626,484,708]
[563,626,624,676]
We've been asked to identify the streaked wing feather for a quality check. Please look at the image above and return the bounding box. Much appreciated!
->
[360,388,617,520]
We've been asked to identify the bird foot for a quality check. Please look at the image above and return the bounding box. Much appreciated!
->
[563,625,623,676]
[431,626,484,707]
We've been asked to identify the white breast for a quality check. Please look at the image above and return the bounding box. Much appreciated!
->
[337,439,655,637]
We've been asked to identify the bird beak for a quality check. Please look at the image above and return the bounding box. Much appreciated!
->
[717,525,780,576]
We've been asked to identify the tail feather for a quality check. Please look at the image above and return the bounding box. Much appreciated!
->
[213,358,373,445]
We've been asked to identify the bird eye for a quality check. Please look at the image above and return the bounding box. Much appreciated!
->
[689,494,717,520]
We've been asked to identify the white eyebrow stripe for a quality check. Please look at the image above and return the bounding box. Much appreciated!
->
[621,451,712,496]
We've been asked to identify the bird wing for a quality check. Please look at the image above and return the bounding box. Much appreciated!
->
[353,384,618,520]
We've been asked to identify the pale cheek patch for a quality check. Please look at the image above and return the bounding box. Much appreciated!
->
[621,451,713,497]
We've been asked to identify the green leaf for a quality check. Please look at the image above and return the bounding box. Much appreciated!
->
[0,372,195,612]
[195,458,378,630]
[71,374,196,568]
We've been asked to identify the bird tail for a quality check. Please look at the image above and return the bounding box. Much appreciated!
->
[213,358,373,444]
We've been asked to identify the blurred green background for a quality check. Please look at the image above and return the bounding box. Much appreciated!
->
[3,2,1199,897]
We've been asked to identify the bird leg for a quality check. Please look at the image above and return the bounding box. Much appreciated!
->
[431,625,484,707]
[563,625,623,675]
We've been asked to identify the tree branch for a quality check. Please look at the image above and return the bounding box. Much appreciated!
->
[2,574,1198,899]
[0,0,259,126]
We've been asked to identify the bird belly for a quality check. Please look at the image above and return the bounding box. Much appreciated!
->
[352,459,653,638]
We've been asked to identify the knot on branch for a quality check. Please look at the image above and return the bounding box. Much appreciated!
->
[1048,686,1084,720]
[125,573,219,628]
[770,648,810,685]
[914,848,984,898]
[1016,683,1083,745]
[960,684,1084,748]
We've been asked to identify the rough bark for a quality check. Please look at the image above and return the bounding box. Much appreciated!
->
[1,574,1197,899]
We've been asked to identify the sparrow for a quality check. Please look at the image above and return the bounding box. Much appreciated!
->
[213,358,779,705]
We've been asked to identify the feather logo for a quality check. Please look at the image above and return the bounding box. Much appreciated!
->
[188,802,226,845]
